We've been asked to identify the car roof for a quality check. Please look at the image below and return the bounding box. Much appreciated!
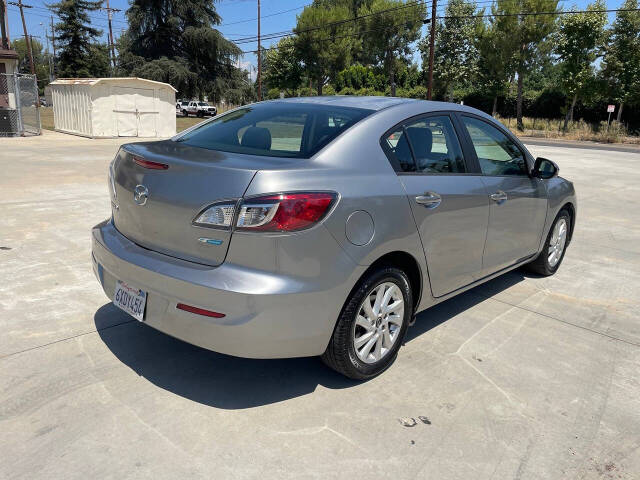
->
[266,96,490,116]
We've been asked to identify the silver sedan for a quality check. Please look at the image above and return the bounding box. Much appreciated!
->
[92,96,576,379]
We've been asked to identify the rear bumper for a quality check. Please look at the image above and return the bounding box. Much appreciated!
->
[92,220,363,358]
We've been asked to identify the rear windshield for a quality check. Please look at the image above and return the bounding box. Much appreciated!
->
[175,102,373,158]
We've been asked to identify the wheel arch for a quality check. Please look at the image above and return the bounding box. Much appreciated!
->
[348,251,423,313]
[560,201,576,243]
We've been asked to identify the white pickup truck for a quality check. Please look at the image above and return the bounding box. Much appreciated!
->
[176,100,217,117]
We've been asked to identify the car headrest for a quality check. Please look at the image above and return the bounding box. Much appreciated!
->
[241,127,272,151]
[406,127,433,155]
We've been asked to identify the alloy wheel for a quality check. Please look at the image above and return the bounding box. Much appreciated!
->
[352,282,405,364]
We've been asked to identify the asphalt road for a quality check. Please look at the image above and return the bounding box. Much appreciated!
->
[1,131,639,479]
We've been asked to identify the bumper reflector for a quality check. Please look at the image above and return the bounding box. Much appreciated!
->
[176,303,225,318]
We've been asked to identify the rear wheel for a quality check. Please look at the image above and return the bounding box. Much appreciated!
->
[182,109,188,117]
[322,267,412,380]
[525,209,571,276]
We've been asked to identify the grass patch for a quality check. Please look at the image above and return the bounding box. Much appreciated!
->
[497,115,640,144]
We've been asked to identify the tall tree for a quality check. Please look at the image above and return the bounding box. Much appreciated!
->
[493,0,559,130]
[119,0,241,99]
[361,0,425,95]
[264,37,303,95]
[14,38,50,80]
[600,0,640,122]
[476,16,516,115]
[294,4,357,95]
[555,0,607,131]
[421,0,483,102]
[48,0,104,78]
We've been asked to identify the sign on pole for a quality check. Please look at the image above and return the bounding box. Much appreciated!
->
[606,105,615,132]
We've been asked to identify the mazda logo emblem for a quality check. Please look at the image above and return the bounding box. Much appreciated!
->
[134,185,149,205]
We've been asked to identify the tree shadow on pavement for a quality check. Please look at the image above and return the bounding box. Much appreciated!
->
[96,270,525,410]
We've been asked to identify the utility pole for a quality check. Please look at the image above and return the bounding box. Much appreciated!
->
[40,22,52,81]
[103,0,120,70]
[10,0,35,75]
[426,0,437,100]
[1,0,9,49]
[257,0,262,101]
[50,16,55,78]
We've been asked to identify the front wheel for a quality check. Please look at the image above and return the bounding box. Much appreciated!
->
[525,209,571,276]
[322,267,413,380]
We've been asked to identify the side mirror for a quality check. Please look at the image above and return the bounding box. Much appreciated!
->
[532,157,559,179]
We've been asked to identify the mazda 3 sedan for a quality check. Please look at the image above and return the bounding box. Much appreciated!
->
[92,97,576,379]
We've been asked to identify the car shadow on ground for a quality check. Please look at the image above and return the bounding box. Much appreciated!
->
[96,270,526,409]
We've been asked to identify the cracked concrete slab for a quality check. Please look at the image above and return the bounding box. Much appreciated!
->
[1,131,639,479]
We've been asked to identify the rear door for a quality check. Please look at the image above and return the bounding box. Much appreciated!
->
[382,113,490,297]
[457,114,547,275]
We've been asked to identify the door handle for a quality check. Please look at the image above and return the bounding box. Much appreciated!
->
[415,191,442,209]
[489,191,508,203]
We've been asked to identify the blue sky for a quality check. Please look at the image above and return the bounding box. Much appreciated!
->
[5,0,625,77]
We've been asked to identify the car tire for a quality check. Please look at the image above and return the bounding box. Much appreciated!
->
[197,111,204,118]
[322,267,413,380]
[182,110,188,117]
[525,209,571,276]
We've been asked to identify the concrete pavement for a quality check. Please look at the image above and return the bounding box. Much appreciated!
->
[1,130,639,479]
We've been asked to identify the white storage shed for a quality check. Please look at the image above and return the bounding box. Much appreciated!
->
[49,77,177,138]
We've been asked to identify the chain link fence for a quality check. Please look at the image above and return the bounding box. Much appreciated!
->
[0,73,41,137]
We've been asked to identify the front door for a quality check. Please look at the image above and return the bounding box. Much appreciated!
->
[383,114,490,298]
[458,115,547,275]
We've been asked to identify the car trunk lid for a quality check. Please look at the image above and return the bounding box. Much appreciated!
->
[111,141,258,266]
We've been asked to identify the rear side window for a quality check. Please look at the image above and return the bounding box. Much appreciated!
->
[177,103,373,158]
[404,116,465,173]
[383,127,416,172]
[382,114,466,173]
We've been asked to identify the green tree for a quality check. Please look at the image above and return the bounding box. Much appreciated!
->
[119,0,241,99]
[294,4,357,95]
[49,0,104,78]
[476,16,516,115]
[556,1,607,130]
[14,38,50,81]
[264,37,303,95]
[361,0,425,96]
[421,0,483,102]
[600,0,640,122]
[493,0,560,130]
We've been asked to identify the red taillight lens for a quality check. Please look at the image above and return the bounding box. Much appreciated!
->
[133,156,169,170]
[237,192,337,232]
[176,303,225,318]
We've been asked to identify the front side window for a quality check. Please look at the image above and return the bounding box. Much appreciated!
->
[461,116,527,176]
[404,116,465,173]
[176,103,373,158]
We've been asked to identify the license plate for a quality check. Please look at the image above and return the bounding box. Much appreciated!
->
[113,280,147,321]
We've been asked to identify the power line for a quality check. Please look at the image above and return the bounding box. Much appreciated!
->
[236,7,640,54]
[219,3,308,26]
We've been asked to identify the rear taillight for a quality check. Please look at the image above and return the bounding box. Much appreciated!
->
[133,156,169,170]
[237,192,336,232]
[193,192,337,232]
[193,202,236,229]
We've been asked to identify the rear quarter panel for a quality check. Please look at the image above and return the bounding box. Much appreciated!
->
[243,103,440,314]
